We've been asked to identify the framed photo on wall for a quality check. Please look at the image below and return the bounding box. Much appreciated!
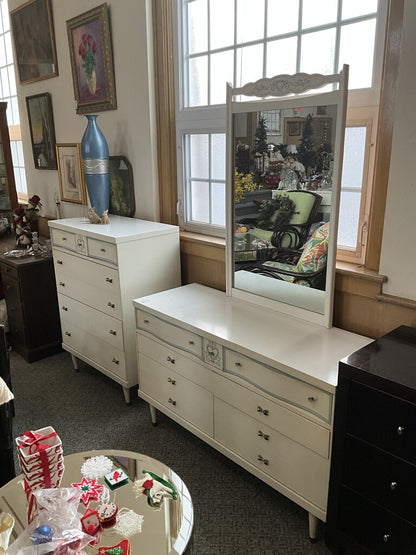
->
[26,92,57,170]
[109,156,135,217]
[56,143,86,204]
[10,0,58,85]
[66,3,117,114]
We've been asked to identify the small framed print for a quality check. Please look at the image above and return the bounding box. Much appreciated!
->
[26,92,57,169]
[56,143,86,204]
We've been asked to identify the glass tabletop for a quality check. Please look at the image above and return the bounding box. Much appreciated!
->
[0,449,193,554]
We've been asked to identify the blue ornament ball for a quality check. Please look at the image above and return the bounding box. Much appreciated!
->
[31,524,53,544]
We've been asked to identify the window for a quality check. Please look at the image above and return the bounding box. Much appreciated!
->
[173,0,388,263]
[0,0,27,201]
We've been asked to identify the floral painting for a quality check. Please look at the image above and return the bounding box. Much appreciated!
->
[66,4,117,114]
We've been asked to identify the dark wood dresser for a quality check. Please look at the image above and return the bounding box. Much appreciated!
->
[0,237,61,362]
[325,325,416,554]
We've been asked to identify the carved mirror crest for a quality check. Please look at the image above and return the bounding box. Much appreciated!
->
[226,66,349,327]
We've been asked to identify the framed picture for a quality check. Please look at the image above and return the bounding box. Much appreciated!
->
[26,92,57,170]
[66,3,117,114]
[56,143,86,204]
[109,156,135,217]
[10,0,58,85]
[288,121,302,136]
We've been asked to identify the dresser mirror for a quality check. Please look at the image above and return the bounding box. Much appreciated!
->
[226,68,349,327]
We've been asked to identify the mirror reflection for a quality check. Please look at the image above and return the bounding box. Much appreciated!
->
[233,104,337,314]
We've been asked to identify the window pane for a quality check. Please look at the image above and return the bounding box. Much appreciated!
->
[342,126,366,190]
[210,0,234,50]
[190,180,210,222]
[1,67,9,97]
[267,0,299,36]
[267,37,297,76]
[0,36,5,67]
[188,55,208,107]
[1,2,9,33]
[211,133,225,180]
[5,32,12,65]
[190,134,209,178]
[211,182,225,225]
[10,96,19,125]
[339,20,376,89]
[187,0,207,54]
[342,0,378,19]
[302,0,338,29]
[338,190,361,248]
[300,28,336,75]
[236,0,265,44]
[236,44,264,87]
[210,50,234,105]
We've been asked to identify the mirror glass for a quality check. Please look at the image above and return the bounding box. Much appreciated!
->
[229,93,344,325]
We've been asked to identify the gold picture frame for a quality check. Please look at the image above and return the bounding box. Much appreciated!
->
[56,143,86,204]
[66,3,117,114]
[10,0,58,85]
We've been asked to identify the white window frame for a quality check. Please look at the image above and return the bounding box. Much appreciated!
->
[173,0,388,260]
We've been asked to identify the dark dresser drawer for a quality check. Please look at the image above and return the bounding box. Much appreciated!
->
[347,381,416,463]
[342,435,416,523]
[338,486,416,554]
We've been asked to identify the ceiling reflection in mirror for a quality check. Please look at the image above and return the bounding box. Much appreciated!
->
[233,104,337,315]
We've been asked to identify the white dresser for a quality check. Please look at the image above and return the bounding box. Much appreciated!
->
[49,216,181,403]
[133,283,372,538]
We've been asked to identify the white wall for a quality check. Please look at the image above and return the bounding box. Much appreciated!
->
[9,0,159,221]
[379,0,416,301]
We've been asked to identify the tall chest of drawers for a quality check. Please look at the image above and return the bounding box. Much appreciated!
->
[133,283,371,538]
[48,216,181,403]
[326,325,416,554]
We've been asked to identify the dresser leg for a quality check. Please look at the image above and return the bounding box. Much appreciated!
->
[308,513,319,542]
[149,404,157,425]
[70,354,79,372]
[122,387,131,405]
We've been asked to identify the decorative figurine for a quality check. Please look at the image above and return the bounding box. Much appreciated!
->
[133,470,177,508]
[25,194,42,233]
[80,508,102,545]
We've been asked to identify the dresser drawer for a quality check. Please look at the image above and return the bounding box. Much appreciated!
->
[139,353,213,436]
[87,237,118,265]
[342,435,416,524]
[347,381,416,463]
[137,333,214,391]
[224,349,332,422]
[214,398,330,510]
[136,310,202,358]
[338,486,416,554]
[54,251,121,319]
[61,325,126,381]
[58,294,124,351]
[0,263,19,282]
[50,228,77,251]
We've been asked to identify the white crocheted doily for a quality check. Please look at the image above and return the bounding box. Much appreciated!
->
[113,508,144,538]
[81,455,113,479]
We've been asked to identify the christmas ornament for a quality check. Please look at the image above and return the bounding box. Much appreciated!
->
[98,538,131,555]
[81,455,113,479]
[112,508,143,538]
[97,502,118,528]
[72,476,104,506]
[31,524,53,544]
[133,470,177,509]
[104,468,129,490]
[80,508,102,545]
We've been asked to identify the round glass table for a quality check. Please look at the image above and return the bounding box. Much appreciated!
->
[0,449,193,554]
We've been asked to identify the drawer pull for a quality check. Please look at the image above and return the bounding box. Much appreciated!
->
[257,406,269,416]
[257,430,269,441]
[107,302,115,309]
[188,340,195,345]
[307,396,316,402]
[59,281,65,287]
[143,319,150,324]
[168,398,176,406]
[65,331,71,337]
[167,356,175,364]
[62,306,68,311]
[109,330,116,336]
[57,259,63,265]
[100,248,106,253]
[105,277,113,283]
[62,237,67,241]
[397,426,405,436]
[112,358,119,365]
[390,481,398,491]
[235,362,242,367]
[383,534,390,543]
[167,377,176,385]
[257,454,269,465]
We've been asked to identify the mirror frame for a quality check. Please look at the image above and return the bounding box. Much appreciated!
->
[226,66,349,328]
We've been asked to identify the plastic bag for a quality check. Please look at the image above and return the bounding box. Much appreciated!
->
[6,487,94,554]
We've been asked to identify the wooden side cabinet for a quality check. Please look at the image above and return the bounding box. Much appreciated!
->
[325,326,416,554]
[0,239,62,362]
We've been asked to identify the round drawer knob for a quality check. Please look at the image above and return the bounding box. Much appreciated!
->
[62,306,68,311]
[57,259,63,265]
[307,396,316,402]
[397,426,405,436]
[390,481,398,491]
[383,534,390,543]
[59,281,65,287]
[188,340,194,346]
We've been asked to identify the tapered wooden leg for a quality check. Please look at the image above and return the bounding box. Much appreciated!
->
[308,513,319,542]
[71,354,79,372]
[122,386,131,405]
[149,404,157,425]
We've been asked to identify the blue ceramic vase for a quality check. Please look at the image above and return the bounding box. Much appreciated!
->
[81,115,110,218]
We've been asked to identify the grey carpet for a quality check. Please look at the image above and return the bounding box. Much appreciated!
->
[9,350,364,554]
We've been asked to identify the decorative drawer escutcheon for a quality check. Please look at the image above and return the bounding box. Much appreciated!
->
[203,339,223,369]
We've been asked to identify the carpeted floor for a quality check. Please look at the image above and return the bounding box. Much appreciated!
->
[9,349,364,554]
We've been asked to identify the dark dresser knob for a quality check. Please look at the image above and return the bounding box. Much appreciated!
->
[390,481,398,491]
